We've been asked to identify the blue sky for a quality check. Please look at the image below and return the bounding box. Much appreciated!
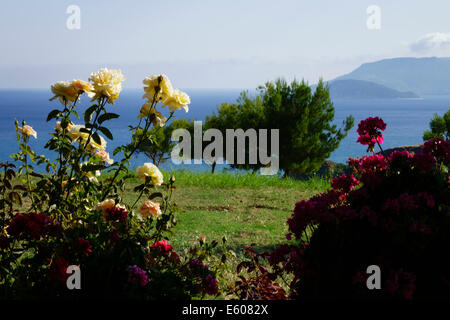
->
[1,0,450,88]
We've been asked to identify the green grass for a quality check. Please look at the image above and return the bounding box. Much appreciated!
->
[157,169,330,190]
[121,169,329,253]
[11,169,329,253]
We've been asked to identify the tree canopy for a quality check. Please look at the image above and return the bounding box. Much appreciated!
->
[205,78,354,176]
[423,109,450,141]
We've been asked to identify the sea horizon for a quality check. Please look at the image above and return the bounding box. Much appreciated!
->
[1,89,448,173]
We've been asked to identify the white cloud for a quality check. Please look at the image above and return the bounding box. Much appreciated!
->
[410,32,450,53]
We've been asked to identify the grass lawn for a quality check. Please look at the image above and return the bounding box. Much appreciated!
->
[121,170,329,255]
[13,169,329,254]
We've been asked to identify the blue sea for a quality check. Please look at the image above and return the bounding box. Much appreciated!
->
[0,89,449,173]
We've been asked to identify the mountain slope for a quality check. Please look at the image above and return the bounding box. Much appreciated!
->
[323,79,419,99]
[334,57,450,95]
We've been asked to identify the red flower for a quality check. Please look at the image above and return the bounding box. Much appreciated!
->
[151,240,173,252]
[7,212,54,240]
[76,237,93,257]
[104,206,128,224]
[50,257,70,284]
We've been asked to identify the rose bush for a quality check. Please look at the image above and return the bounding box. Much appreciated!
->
[0,70,222,299]
[234,116,450,300]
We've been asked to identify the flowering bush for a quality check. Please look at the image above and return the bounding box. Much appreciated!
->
[239,117,450,300]
[0,70,220,299]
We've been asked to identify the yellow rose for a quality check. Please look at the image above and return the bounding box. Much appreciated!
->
[55,121,74,132]
[136,163,164,186]
[139,200,162,219]
[87,134,107,152]
[162,89,190,112]
[96,199,116,213]
[94,150,114,165]
[142,74,174,102]
[71,79,95,98]
[89,68,125,104]
[138,103,167,127]
[18,125,37,139]
[50,81,79,105]
[68,124,107,151]
[67,124,85,141]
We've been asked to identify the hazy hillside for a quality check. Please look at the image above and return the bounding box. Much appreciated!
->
[323,79,419,99]
[335,57,450,95]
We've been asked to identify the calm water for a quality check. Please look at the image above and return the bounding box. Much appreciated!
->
[0,89,448,172]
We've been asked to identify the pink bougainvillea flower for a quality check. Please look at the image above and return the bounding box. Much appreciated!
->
[356,117,386,152]
[412,152,436,172]
[422,138,450,164]
[331,173,360,193]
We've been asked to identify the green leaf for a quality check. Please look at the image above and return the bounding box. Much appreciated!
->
[13,185,27,191]
[98,113,120,124]
[60,117,69,130]
[92,132,102,145]
[71,109,79,118]
[134,184,145,192]
[84,104,98,124]
[79,127,91,134]
[46,109,61,122]
[149,192,163,200]
[98,126,113,140]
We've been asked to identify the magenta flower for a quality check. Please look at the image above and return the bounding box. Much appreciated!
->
[356,117,387,152]
[201,274,218,295]
[127,265,148,287]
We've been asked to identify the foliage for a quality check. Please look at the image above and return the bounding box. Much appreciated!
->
[423,109,450,141]
[134,118,194,166]
[205,79,354,176]
[235,117,450,300]
[0,72,223,300]
[233,245,288,300]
